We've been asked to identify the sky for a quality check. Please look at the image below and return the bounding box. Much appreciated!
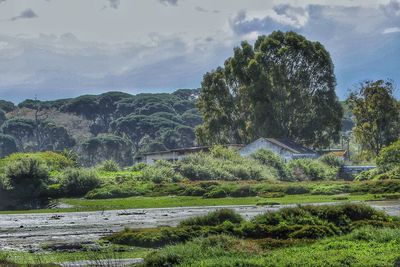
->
[0,0,399,103]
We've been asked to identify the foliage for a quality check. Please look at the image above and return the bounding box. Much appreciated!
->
[85,185,141,199]
[179,209,243,227]
[2,89,201,167]
[356,140,400,180]
[98,160,120,172]
[288,159,338,181]
[141,161,183,184]
[0,151,74,172]
[2,157,50,199]
[59,168,101,197]
[80,134,133,167]
[142,228,400,267]
[347,80,400,156]
[376,140,400,171]
[0,100,16,112]
[251,149,292,180]
[0,109,5,126]
[196,31,342,148]
[178,147,278,181]
[0,134,18,158]
[319,154,345,168]
[107,204,392,254]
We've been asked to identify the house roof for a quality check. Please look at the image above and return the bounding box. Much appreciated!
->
[263,138,316,154]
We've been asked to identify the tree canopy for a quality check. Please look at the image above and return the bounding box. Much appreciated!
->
[347,80,400,156]
[196,31,343,148]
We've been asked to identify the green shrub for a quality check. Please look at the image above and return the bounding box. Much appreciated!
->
[60,168,101,197]
[203,188,228,198]
[99,160,120,172]
[181,186,207,196]
[2,157,50,199]
[354,179,400,193]
[252,204,387,230]
[289,225,336,239]
[376,140,400,171]
[251,149,292,181]
[85,185,141,199]
[284,185,310,195]
[0,151,74,172]
[319,154,345,168]
[230,185,257,197]
[178,147,278,181]
[129,162,147,172]
[288,159,338,181]
[179,209,243,227]
[141,161,183,183]
[310,184,350,195]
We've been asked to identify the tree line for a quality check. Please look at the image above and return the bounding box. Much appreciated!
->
[0,89,202,166]
[0,31,399,165]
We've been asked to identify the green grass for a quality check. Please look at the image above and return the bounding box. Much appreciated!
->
[0,193,388,214]
[142,227,400,266]
[0,247,151,265]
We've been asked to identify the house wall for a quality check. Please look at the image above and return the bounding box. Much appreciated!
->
[239,138,294,161]
[239,138,317,161]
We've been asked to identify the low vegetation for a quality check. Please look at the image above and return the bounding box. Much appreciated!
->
[99,204,400,266]
[1,145,400,211]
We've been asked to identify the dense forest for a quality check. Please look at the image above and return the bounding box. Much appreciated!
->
[0,89,202,166]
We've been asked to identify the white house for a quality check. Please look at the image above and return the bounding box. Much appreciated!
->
[239,138,317,161]
[135,146,209,165]
[136,145,243,164]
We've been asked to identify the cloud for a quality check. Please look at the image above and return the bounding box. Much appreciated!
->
[0,0,6,4]
[159,0,178,6]
[10,9,38,21]
[0,33,230,102]
[107,0,120,9]
[383,27,400,33]
[380,0,400,17]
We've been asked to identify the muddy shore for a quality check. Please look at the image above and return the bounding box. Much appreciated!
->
[0,201,399,251]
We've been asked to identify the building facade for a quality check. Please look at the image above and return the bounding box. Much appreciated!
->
[239,138,317,161]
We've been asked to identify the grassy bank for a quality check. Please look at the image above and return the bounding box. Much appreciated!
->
[0,247,151,265]
[0,193,394,214]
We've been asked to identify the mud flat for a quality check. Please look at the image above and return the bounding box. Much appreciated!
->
[0,201,399,251]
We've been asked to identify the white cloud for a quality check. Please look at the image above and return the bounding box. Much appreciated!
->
[383,27,400,33]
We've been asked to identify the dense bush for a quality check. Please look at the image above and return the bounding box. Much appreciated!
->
[288,159,338,181]
[376,140,400,171]
[98,160,120,172]
[59,168,101,197]
[85,184,141,199]
[203,188,228,198]
[181,186,207,196]
[251,149,292,181]
[141,160,183,183]
[106,204,391,252]
[0,151,74,172]
[230,185,257,197]
[178,146,278,181]
[319,154,345,168]
[179,209,243,227]
[356,141,400,181]
[1,157,50,199]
